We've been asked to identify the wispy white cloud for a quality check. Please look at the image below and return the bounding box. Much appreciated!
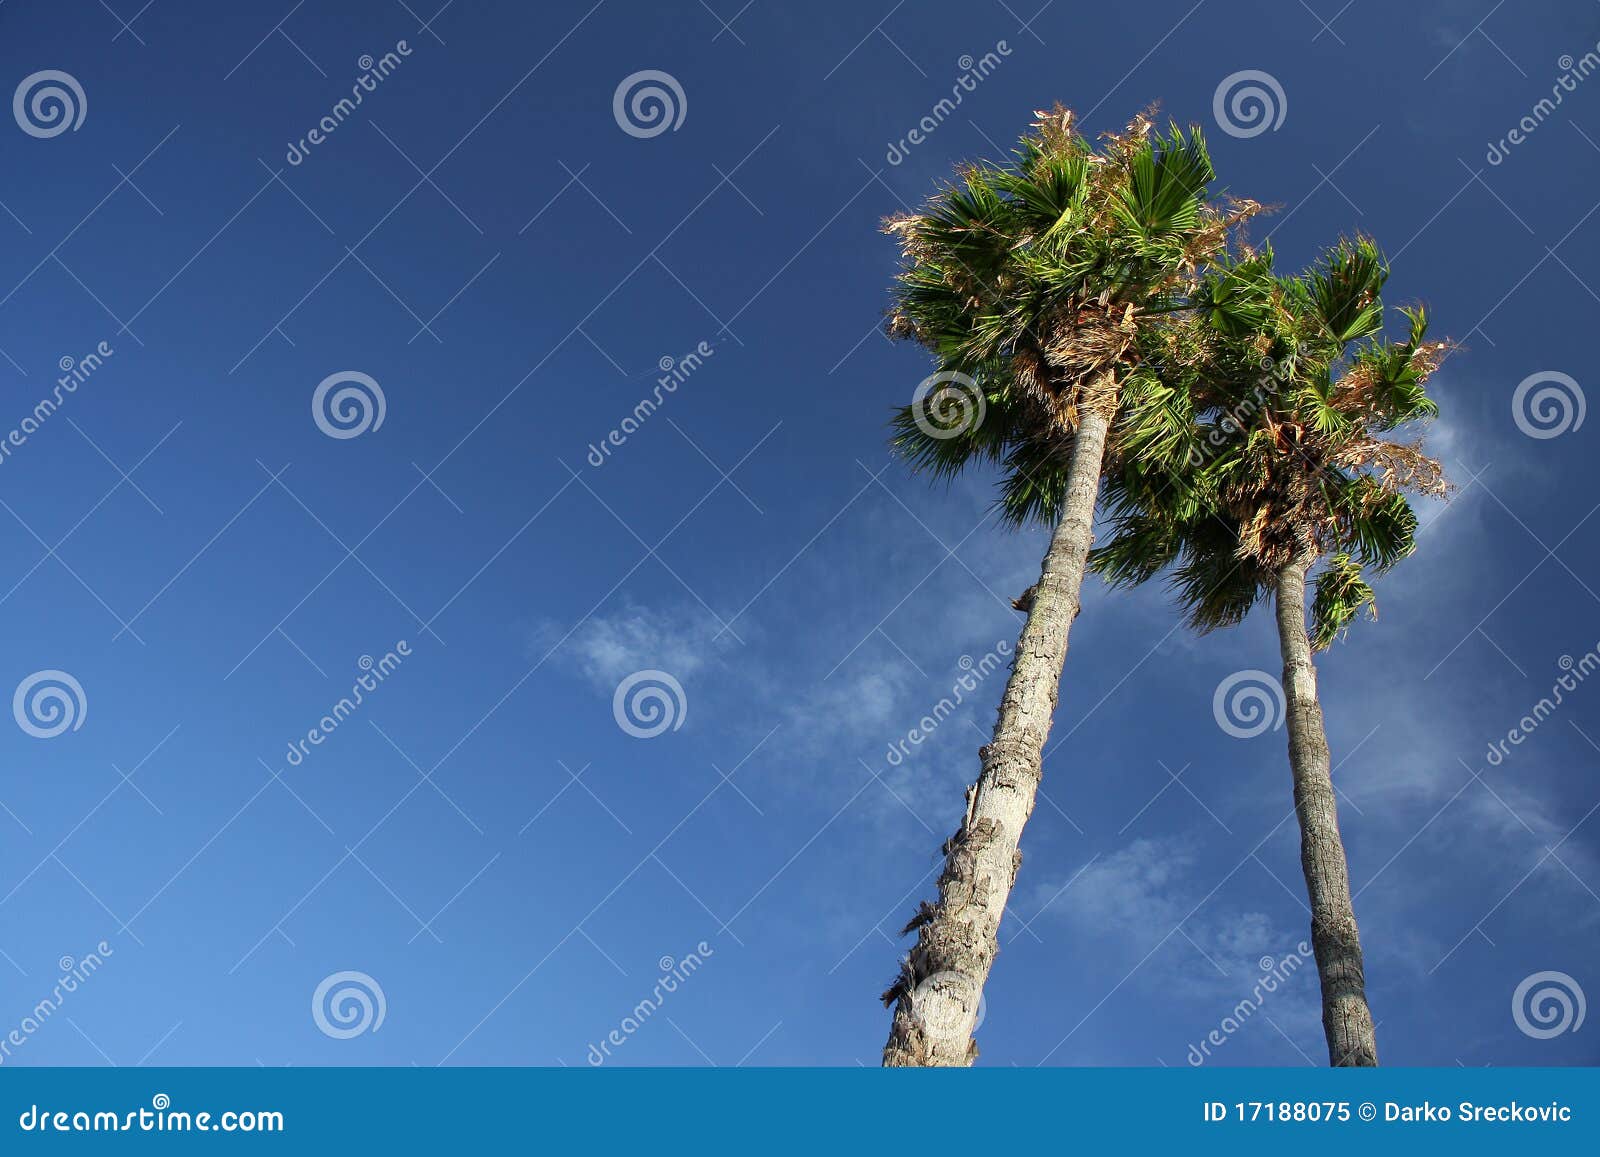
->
[1027,837,1306,987]
[1022,836,1324,1059]
[534,600,730,690]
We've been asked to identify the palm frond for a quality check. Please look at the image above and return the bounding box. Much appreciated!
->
[1310,552,1377,649]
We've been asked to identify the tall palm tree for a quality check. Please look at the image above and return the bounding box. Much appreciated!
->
[1092,238,1450,1066]
[878,107,1254,1066]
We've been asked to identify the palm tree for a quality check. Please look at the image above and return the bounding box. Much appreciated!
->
[1092,238,1450,1066]
[878,107,1254,1066]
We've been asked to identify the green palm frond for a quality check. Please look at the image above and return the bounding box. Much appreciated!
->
[885,106,1243,512]
[994,436,1077,527]
[1197,248,1280,340]
[1335,478,1419,571]
[1113,124,1214,238]
[1088,512,1183,588]
[1310,552,1377,650]
[1303,236,1388,344]
[1091,231,1447,647]
[1169,517,1270,633]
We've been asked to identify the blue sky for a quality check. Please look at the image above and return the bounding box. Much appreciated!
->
[0,0,1597,1068]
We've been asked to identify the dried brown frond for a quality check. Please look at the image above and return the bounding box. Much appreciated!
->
[883,211,917,237]
[1221,199,1278,254]
[1031,104,1078,151]
[1330,438,1450,498]
[1220,197,1265,228]
[1328,360,1382,412]
[1409,338,1453,382]
[1034,301,1141,419]
[1094,112,1153,168]
[885,307,918,342]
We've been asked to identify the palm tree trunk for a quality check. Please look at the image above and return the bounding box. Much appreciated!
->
[882,408,1110,1067]
[1274,549,1378,1066]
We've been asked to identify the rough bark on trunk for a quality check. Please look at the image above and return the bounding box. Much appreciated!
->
[1274,550,1379,1067]
[882,409,1111,1067]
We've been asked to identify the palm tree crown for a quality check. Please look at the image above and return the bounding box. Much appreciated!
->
[886,107,1253,525]
[1093,237,1452,646]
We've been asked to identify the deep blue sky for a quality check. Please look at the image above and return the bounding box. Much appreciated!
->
[0,0,1597,1068]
